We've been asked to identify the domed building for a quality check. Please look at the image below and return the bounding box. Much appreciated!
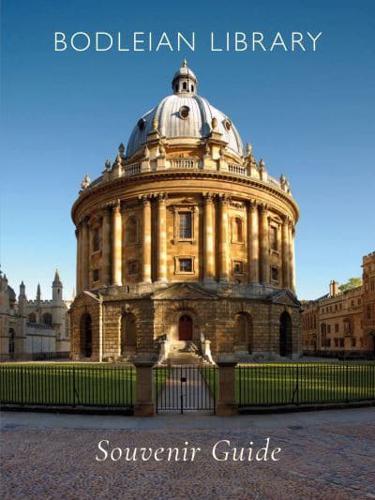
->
[70,61,301,363]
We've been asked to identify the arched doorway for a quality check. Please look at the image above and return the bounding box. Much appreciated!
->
[9,329,15,359]
[280,311,292,357]
[80,313,92,358]
[235,313,253,353]
[178,314,193,341]
[121,313,137,355]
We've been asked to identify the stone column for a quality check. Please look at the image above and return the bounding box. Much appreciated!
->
[219,195,229,281]
[203,193,215,281]
[259,204,270,284]
[141,196,152,283]
[247,200,259,283]
[102,207,111,285]
[75,227,81,293]
[133,353,158,417]
[216,355,238,416]
[156,194,167,282]
[289,222,296,293]
[81,218,89,291]
[111,201,123,286]
[282,216,290,289]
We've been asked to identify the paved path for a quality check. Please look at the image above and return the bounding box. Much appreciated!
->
[157,366,214,414]
[1,408,375,499]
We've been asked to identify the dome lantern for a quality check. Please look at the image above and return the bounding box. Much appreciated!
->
[171,59,198,95]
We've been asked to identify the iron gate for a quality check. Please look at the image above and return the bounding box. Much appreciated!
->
[154,366,217,414]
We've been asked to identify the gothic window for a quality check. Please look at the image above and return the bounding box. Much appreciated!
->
[128,260,139,275]
[92,228,100,252]
[92,269,100,282]
[233,261,244,274]
[126,216,138,244]
[43,313,53,326]
[270,226,278,251]
[9,329,15,357]
[179,258,193,273]
[179,212,192,239]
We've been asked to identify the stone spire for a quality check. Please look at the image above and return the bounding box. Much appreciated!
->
[52,269,63,302]
[19,281,26,297]
[36,283,41,302]
[53,269,62,286]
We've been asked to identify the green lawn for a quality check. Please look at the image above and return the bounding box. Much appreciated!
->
[1,362,374,409]
[200,363,375,406]
[0,363,135,407]
[236,363,375,406]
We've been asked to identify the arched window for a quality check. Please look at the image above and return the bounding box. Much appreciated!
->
[234,313,253,353]
[42,313,53,326]
[126,216,138,244]
[28,313,36,323]
[280,311,292,357]
[233,217,243,242]
[9,328,15,358]
[182,82,187,90]
[80,313,92,358]
[121,313,137,355]
[178,314,193,341]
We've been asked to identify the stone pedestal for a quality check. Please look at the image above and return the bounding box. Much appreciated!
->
[133,353,158,417]
[216,354,238,416]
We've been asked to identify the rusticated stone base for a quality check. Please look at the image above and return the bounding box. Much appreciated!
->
[69,283,302,362]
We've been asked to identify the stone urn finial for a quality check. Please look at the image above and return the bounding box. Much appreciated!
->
[80,174,91,191]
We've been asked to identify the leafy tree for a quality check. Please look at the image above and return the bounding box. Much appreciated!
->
[339,277,362,292]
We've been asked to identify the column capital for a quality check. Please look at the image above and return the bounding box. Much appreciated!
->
[282,214,290,225]
[248,199,258,211]
[138,194,151,205]
[154,192,167,202]
[112,199,122,214]
[217,193,231,205]
[202,192,215,202]
[258,202,268,213]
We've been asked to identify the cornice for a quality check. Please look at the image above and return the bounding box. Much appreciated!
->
[72,170,299,224]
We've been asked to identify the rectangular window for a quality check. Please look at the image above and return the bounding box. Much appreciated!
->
[270,226,278,251]
[128,260,139,275]
[93,269,100,282]
[92,228,100,252]
[271,266,279,282]
[233,261,244,274]
[179,258,193,273]
[179,212,192,239]
[335,323,339,333]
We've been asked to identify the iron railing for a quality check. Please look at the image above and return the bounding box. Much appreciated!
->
[237,363,375,407]
[154,366,217,414]
[0,365,135,409]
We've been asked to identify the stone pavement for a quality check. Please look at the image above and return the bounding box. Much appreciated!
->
[1,408,375,499]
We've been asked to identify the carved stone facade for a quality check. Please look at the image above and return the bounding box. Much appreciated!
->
[0,271,71,360]
[69,62,301,363]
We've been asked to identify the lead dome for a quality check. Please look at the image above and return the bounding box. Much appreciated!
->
[126,61,244,158]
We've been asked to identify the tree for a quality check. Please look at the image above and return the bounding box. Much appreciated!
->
[339,277,362,292]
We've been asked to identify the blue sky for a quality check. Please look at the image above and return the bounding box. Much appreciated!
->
[1,0,374,301]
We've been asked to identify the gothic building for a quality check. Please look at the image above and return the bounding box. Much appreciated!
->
[69,61,301,363]
[0,270,71,360]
